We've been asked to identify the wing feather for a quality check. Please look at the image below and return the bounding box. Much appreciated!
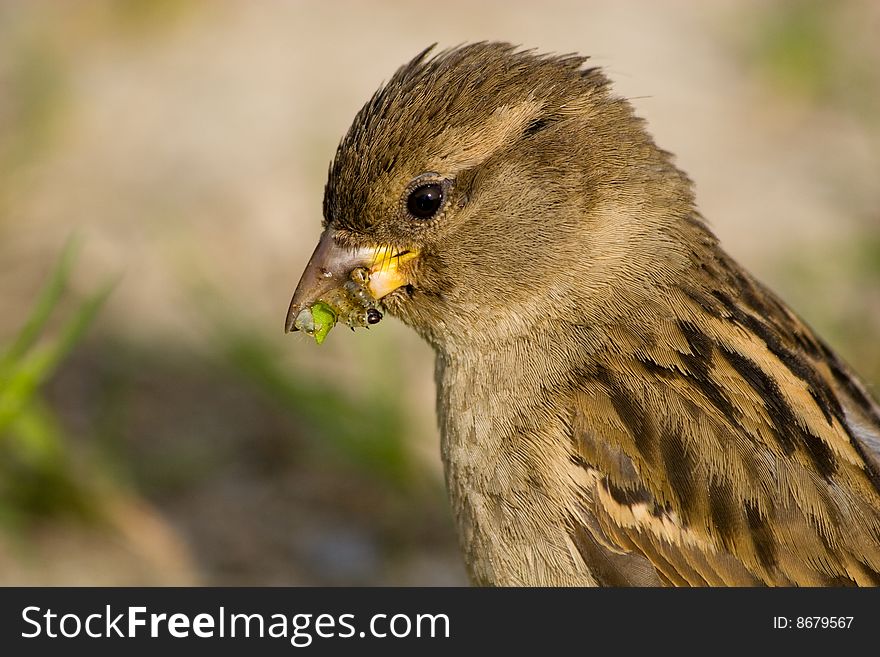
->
[566,264,880,586]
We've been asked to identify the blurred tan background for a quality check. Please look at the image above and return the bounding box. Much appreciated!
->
[0,0,878,585]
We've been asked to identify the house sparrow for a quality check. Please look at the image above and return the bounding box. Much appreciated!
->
[286,43,880,585]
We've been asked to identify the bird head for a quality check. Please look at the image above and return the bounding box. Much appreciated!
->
[287,43,698,353]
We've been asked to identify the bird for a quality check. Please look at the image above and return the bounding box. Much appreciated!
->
[286,42,880,586]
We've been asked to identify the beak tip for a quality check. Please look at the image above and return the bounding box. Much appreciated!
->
[284,313,300,334]
[284,302,300,334]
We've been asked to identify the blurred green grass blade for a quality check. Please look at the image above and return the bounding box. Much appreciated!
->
[0,237,79,371]
[40,276,116,374]
[0,239,113,532]
[6,396,64,465]
[0,395,99,525]
[0,346,63,434]
[0,278,115,435]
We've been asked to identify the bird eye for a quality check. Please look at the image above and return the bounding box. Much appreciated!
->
[406,183,444,220]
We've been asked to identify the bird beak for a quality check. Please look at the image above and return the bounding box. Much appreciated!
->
[285,229,417,333]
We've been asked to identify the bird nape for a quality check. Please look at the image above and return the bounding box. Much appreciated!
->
[286,42,880,586]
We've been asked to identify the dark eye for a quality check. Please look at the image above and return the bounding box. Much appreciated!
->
[406,183,444,219]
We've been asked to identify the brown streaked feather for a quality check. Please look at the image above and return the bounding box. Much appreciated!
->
[570,511,662,586]
[567,248,880,586]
